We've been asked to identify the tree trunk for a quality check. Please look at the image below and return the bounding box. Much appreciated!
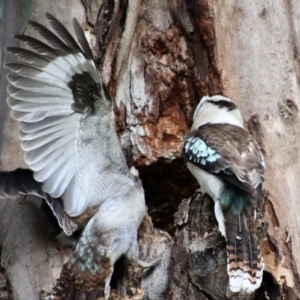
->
[0,0,299,299]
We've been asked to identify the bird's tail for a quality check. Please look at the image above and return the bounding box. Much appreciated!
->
[225,213,263,294]
[0,168,77,235]
[49,259,111,300]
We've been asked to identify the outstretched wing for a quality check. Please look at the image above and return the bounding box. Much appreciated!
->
[0,168,77,234]
[183,124,265,197]
[5,14,113,218]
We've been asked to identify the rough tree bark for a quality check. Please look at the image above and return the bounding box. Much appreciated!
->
[0,0,299,299]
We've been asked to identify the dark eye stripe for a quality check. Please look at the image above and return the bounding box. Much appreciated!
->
[207,99,237,111]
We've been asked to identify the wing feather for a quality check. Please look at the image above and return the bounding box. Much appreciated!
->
[46,13,83,53]
[64,177,88,216]
[12,33,94,77]
[41,155,76,196]
[72,18,94,61]
[6,47,51,66]
[7,73,71,95]
[5,14,131,221]
[5,14,100,216]
[183,124,265,196]
[13,34,59,59]
[24,134,74,165]
[28,20,73,55]
[30,147,71,171]
[19,116,74,133]
[19,121,76,141]
[0,169,77,235]
[21,127,74,151]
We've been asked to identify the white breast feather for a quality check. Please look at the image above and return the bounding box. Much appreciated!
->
[187,162,226,237]
[93,186,147,231]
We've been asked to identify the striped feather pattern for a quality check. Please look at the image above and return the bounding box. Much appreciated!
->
[5,14,102,218]
[226,213,263,293]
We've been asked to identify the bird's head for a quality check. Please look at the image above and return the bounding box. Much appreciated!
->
[191,95,244,130]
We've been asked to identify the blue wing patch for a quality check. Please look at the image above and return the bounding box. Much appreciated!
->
[184,136,221,166]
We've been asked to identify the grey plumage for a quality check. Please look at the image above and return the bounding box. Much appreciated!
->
[3,14,158,299]
[183,95,265,294]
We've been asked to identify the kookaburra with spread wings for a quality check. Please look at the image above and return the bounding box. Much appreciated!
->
[1,14,158,299]
[183,96,265,294]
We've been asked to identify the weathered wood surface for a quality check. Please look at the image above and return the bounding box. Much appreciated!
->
[0,0,300,299]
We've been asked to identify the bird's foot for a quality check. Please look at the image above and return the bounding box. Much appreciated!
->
[132,256,161,269]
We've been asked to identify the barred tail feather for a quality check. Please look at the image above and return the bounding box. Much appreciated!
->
[241,215,263,293]
[226,214,244,292]
[226,213,263,294]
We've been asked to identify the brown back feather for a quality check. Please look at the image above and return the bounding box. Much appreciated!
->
[50,257,112,300]
[184,124,265,197]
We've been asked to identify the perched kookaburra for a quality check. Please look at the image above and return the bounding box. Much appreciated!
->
[183,95,265,294]
[2,14,159,299]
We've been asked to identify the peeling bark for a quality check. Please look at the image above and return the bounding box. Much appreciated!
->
[168,191,270,300]
[0,0,300,299]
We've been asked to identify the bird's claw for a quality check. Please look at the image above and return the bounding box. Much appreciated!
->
[134,256,162,269]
